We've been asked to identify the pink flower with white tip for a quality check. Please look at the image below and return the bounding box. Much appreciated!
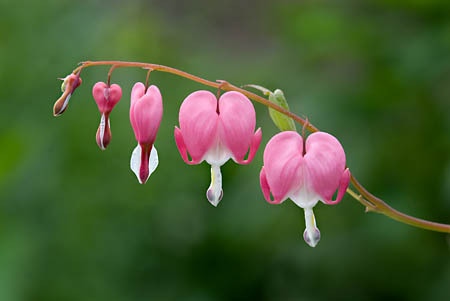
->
[92,82,122,150]
[129,82,163,184]
[260,131,350,247]
[174,90,262,206]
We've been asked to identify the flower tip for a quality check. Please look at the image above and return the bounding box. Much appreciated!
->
[303,228,321,248]
[130,144,159,184]
[53,92,72,116]
[139,173,148,184]
[206,188,223,207]
[96,114,111,150]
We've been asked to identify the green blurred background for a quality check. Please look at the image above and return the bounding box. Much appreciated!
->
[0,0,449,300]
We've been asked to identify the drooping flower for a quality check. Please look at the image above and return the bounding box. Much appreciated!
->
[129,82,163,184]
[174,90,262,206]
[53,73,82,116]
[260,131,350,247]
[92,82,122,150]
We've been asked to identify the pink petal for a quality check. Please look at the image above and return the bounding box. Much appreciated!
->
[262,131,304,203]
[218,91,258,162]
[178,90,219,163]
[304,132,347,204]
[174,126,201,165]
[129,82,146,139]
[105,84,122,112]
[92,82,107,112]
[260,167,282,204]
[92,82,122,113]
[132,85,163,144]
[324,168,350,205]
[235,128,262,164]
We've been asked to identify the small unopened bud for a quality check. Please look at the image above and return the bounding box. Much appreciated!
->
[243,84,296,132]
[53,73,82,116]
[268,89,296,132]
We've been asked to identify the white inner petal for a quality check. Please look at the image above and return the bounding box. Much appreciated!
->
[287,170,322,247]
[206,164,223,207]
[130,144,159,184]
[290,185,321,209]
[289,168,321,209]
[203,139,231,166]
[99,113,106,150]
[148,145,159,177]
[303,207,321,248]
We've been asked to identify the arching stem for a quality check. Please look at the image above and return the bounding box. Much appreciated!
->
[69,60,450,233]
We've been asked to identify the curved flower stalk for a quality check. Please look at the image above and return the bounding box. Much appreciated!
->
[260,131,350,247]
[92,82,122,150]
[129,83,163,184]
[174,90,262,206]
[53,60,450,234]
[53,73,82,116]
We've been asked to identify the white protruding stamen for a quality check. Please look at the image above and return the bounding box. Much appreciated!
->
[130,144,159,184]
[206,164,223,207]
[303,207,321,247]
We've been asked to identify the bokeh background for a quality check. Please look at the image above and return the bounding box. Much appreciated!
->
[1,0,449,300]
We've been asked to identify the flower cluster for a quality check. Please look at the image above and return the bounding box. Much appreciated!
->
[53,73,350,247]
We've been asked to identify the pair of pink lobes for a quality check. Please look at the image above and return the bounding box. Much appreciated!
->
[174,90,262,206]
[260,131,350,247]
[92,81,350,247]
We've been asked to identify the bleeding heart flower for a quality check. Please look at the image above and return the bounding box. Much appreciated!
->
[174,90,262,206]
[53,73,82,116]
[92,82,122,150]
[260,131,350,247]
[129,82,163,184]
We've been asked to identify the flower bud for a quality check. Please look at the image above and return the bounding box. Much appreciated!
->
[53,73,82,116]
[243,84,296,132]
[268,89,296,132]
[92,82,122,150]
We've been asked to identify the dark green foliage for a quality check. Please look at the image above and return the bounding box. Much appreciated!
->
[0,0,449,300]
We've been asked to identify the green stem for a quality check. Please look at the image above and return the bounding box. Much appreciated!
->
[70,60,449,233]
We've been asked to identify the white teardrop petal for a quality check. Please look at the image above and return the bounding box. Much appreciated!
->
[99,113,106,150]
[130,144,143,184]
[206,164,223,207]
[130,144,159,184]
[147,145,159,179]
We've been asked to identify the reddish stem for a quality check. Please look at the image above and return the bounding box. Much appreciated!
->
[70,60,450,233]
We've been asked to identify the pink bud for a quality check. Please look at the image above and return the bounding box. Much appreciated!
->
[53,73,82,116]
[92,82,122,150]
[174,90,261,206]
[129,82,163,184]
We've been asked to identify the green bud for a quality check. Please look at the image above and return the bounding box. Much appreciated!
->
[61,79,66,92]
[268,89,296,132]
[243,84,297,132]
